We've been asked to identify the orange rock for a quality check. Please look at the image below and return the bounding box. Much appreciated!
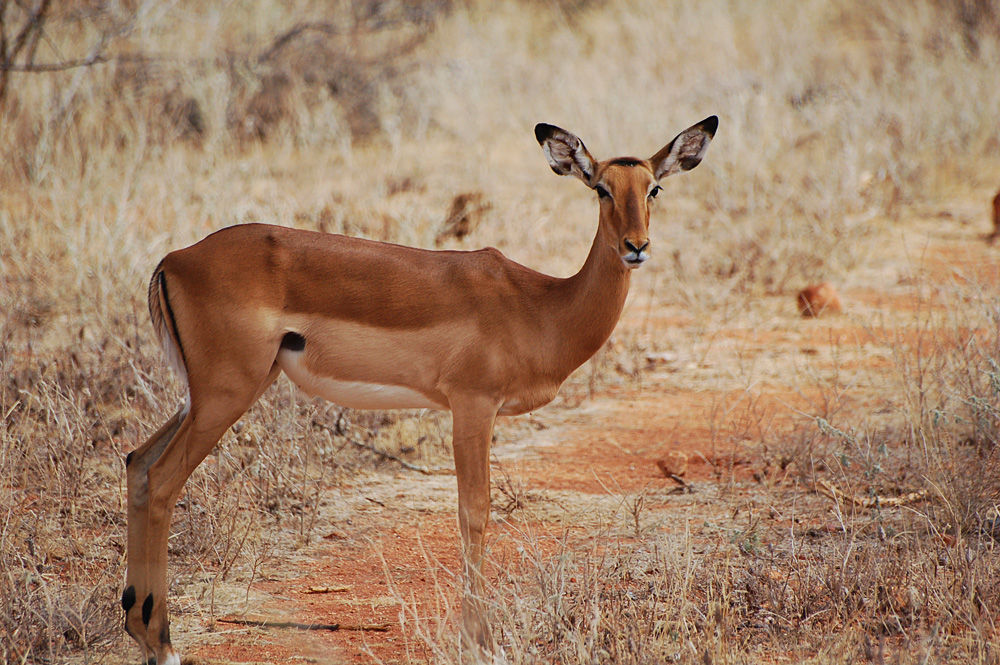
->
[656,451,688,477]
[797,282,842,318]
[991,188,1000,241]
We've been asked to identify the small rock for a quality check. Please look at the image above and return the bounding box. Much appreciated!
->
[797,282,842,318]
[991,188,1000,242]
[323,530,350,540]
[656,451,688,477]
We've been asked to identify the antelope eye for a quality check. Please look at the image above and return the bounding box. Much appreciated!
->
[596,185,611,199]
[648,186,662,199]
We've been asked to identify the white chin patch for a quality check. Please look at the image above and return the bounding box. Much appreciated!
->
[622,252,649,268]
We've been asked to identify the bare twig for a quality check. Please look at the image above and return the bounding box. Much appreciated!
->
[815,480,930,509]
[312,420,446,476]
[0,53,108,71]
[303,585,351,594]
[6,0,52,64]
[0,0,54,102]
[256,12,430,66]
[257,21,342,64]
[217,615,390,632]
[667,473,687,486]
[0,0,129,107]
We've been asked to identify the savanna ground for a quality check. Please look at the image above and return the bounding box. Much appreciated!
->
[1,1,999,663]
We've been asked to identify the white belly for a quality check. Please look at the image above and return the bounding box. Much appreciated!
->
[277,349,444,410]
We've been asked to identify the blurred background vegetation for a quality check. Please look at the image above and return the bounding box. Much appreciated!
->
[2,0,999,306]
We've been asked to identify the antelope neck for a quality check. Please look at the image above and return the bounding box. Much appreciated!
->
[550,226,632,373]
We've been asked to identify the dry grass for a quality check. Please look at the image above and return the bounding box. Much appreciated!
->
[2,0,999,663]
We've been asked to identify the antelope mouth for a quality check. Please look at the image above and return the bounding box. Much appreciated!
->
[621,239,650,268]
[622,253,649,268]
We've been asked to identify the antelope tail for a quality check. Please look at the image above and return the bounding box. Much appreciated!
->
[148,261,189,388]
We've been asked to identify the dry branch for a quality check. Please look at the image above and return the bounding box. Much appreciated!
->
[0,0,128,105]
[217,615,390,632]
[0,0,54,102]
[816,480,930,509]
[303,585,351,594]
[0,53,108,72]
[256,21,343,64]
[312,419,449,476]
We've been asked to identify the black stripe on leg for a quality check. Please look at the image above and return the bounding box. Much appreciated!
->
[280,331,306,352]
[125,451,134,467]
[122,585,136,613]
[142,593,153,626]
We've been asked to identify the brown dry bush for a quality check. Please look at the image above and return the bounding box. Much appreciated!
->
[453,493,999,665]
[882,284,1000,537]
[0,327,135,660]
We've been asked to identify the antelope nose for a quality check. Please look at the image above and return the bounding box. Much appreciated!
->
[625,239,649,254]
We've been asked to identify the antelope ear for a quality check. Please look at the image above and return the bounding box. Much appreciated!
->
[535,123,598,186]
[650,115,718,181]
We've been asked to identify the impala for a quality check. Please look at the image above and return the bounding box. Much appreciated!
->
[122,116,717,664]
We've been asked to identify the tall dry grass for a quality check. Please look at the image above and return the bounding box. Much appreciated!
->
[2,0,999,662]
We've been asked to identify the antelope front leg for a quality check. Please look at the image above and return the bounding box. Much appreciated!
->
[450,396,499,656]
